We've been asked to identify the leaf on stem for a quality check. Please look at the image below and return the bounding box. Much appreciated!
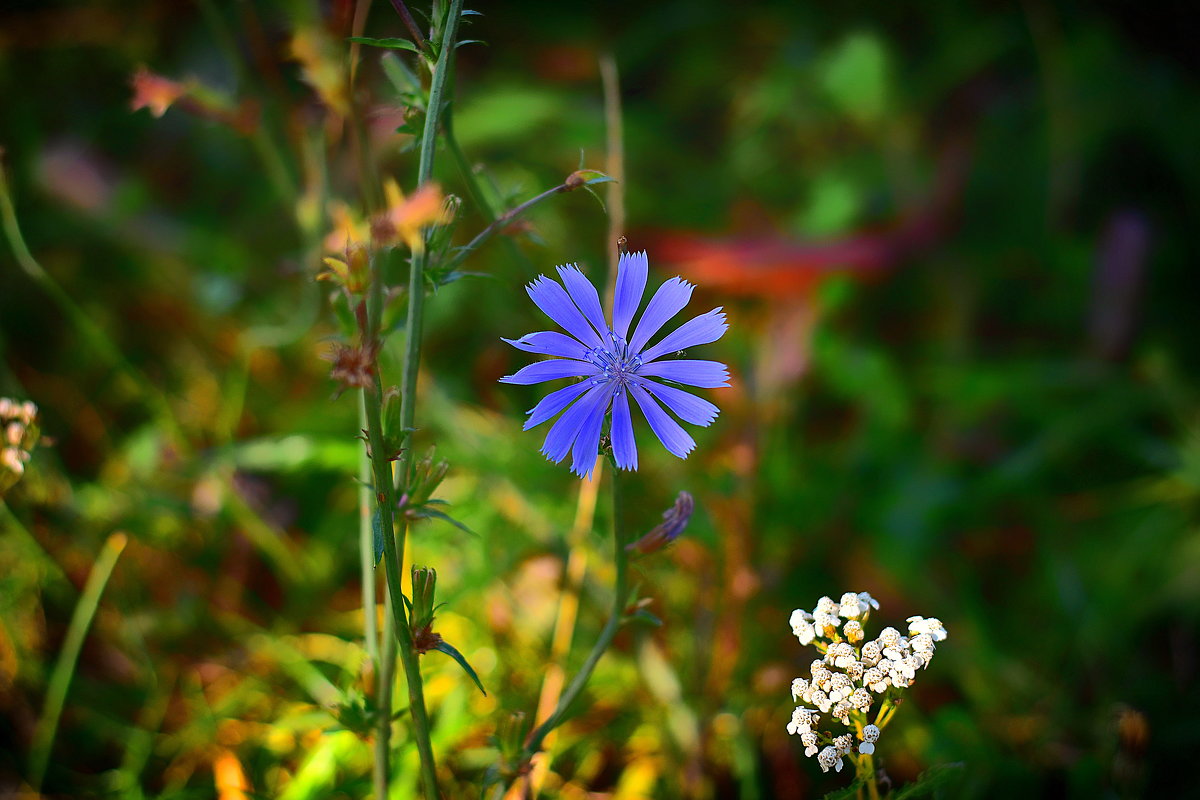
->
[371,508,387,565]
[433,639,487,695]
[408,505,478,537]
[347,36,421,53]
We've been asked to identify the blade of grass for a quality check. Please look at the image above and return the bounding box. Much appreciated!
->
[29,532,128,791]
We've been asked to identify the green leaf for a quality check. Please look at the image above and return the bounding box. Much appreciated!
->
[892,762,965,799]
[582,185,607,213]
[411,505,478,537]
[629,608,663,627]
[456,39,487,49]
[380,52,423,104]
[347,36,420,53]
[371,509,386,566]
[433,639,487,695]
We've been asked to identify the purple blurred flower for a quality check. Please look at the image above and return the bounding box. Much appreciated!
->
[500,251,729,478]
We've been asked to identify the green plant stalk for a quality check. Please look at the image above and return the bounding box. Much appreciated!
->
[854,748,880,800]
[368,4,464,793]
[363,366,439,798]
[357,396,389,799]
[393,0,464,496]
[28,532,127,791]
[443,180,572,272]
[520,463,631,764]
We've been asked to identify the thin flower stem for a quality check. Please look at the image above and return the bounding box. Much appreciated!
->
[28,532,127,791]
[443,181,572,272]
[857,749,880,800]
[874,698,898,729]
[524,458,605,795]
[519,465,631,767]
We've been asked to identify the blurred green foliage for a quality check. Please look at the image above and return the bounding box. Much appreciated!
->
[2,0,1198,798]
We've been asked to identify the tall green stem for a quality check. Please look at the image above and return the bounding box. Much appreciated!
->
[362,5,465,798]
[395,0,464,501]
[520,465,630,763]
[362,364,439,798]
[358,396,390,799]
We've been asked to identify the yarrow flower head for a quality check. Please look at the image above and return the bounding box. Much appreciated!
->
[500,251,730,478]
[0,398,39,497]
[786,591,948,778]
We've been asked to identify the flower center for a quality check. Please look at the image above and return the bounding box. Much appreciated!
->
[586,330,642,388]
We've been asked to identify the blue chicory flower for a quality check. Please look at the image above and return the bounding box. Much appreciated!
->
[500,250,730,478]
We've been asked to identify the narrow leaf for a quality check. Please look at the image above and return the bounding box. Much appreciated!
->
[629,608,663,627]
[433,640,487,695]
[582,185,607,213]
[371,509,386,566]
[411,506,478,537]
[347,36,420,53]
[381,52,422,98]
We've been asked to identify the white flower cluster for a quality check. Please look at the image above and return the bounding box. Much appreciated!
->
[787,592,947,772]
[0,398,39,496]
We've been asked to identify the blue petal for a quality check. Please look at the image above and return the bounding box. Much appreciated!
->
[637,379,719,426]
[570,385,609,478]
[541,382,612,464]
[526,276,605,349]
[610,388,638,470]
[500,359,598,385]
[628,277,694,355]
[524,380,592,430]
[640,308,728,363]
[502,331,591,360]
[637,359,730,388]
[628,383,696,459]
[556,265,609,338]
[612,251,648,340]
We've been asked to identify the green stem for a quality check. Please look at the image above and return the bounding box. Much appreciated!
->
[443,181,571,272]
[28,532,127,791]
[520,465,630,765]
[395,0,464,497]
[858,749,879,800]
[358,397,388,799]
[362,3,463,796]
[363,366,439,798]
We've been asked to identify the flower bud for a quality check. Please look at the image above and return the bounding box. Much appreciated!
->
[628,491,693,554]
